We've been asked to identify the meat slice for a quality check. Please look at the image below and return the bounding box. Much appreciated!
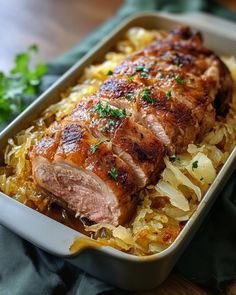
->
[66,97,165,187]
[31,123,137,225]
[136,86,198,154]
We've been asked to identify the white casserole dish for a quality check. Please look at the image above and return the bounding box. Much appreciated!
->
[0,12,235,291]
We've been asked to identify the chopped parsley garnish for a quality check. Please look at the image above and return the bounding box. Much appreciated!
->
[126,92,134,100]
[101,126,108,132]
[141,72,149,78]
[90,139,110,154]
[108,167,118,181]
[135,65,145,72]
[192,160,199,171]
[135,65,150,73]
[177,63,183,68]
[157,72,165,79]
[166,90,172,100]
[101,119,116,132]
[127,74,134,81]
[135,65,150,78]
[174,75,185,85]
[111,108,127,118]
[170,154,180,162]
[109,119,116,126]
[140,88,154,103]
[107,70,113,75]
[93,102,129,118]
[93,102,108,117]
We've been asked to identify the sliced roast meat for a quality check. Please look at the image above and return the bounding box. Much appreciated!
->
[31,123,137,225]
[31,25,233,226]
[66,97,165,187]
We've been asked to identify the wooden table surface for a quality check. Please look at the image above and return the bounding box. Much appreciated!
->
[1,0,235,294]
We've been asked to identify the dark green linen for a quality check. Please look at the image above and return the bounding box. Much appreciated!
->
[176,171,236,291]
[0,1,236,294]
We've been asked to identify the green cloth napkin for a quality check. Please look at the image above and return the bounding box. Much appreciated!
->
[1,1,236,294]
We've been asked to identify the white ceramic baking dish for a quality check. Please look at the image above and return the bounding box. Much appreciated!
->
[0,12,235,291]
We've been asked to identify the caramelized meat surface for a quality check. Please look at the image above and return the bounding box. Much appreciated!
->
[31,25,233,225]
[67,97,165,187]
[32,123,137,225]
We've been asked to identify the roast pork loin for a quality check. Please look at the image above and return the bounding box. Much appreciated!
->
[31,25,233,225]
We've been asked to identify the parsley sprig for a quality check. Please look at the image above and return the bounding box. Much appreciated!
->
[90,139,110,154]
[0,44,47,125]
[126,92,134,100]
[101,119,116,132]
[174,74,185,85]
[166,90,172,100]
[93,102,129,118]
[140,88,154,103]
[157,72,165,79]
[108,167,118,181]
[127,74,134,81]
[135,65,150,78]
[107,70,113,75]
[170,154,180,162]
[192,160,199,171]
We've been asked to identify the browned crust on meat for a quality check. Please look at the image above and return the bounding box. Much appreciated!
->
[112,117,165,182]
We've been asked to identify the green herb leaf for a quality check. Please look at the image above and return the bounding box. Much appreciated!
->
[109,119,116,126]
[126,92,133,100]
[135,65,150,78]
[0,44,47,126]
[177,63,183,68]
[157,72,165,79]
[90,139,110,154]
[135,65,149,73]
[111,107,127,118]
[108,167,118,181]
[135,65,144,72]
[127,74,134,81]
[140,88,154,103]
[101,119,116,132]
[107,70,113,75]
[170,154,180,162]
[200,176,204,181]
[166,90,172,100]
[93,102,129,118]
[28,44,38,53]
[174,75,185,85]
[101,126,109,132]
[192,160,199,171]
[141,72,149,78]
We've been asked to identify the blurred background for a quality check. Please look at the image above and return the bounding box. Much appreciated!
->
[0,0,123,71]
[1,0,235,72]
